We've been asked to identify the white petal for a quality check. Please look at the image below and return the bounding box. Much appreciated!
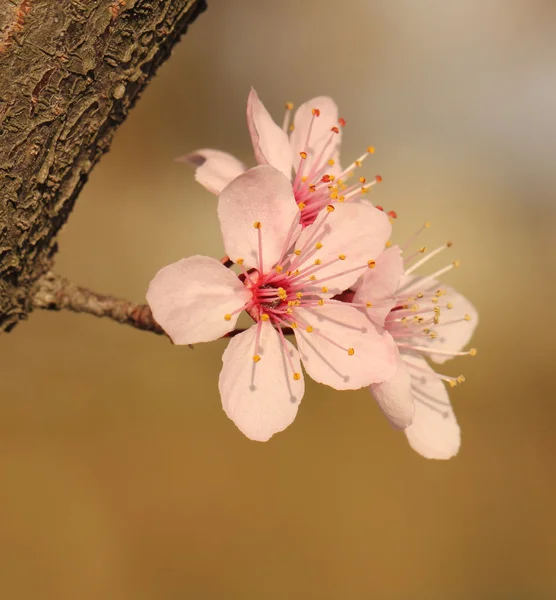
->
[403,355,461,460]
[294,202,391,296]
[146,256,250,345]
[289,96,341,175]
[354,245,405,326]
[246,89,293,178]
[369,356,415,429]
[219,323,304,441]
[293,303,397,390]
[401,277,479,365]
[218,165,300,272]
[177,149,246,195]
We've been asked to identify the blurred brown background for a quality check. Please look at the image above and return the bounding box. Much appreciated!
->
[1,1,556,598]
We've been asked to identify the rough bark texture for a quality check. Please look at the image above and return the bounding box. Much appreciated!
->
[0,0,207,333]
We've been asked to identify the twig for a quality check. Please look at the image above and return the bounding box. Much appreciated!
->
[32,272,165,335]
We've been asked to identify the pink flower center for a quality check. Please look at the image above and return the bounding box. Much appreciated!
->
[283,105,383,227]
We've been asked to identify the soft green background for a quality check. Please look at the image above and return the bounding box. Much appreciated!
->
[1,1,555,598]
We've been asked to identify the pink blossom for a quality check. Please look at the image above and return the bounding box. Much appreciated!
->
[352,233,478,459]
[147,165,397,441]
[179,89,381,226]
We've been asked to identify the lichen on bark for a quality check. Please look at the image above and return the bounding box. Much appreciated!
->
[0,0,206,333]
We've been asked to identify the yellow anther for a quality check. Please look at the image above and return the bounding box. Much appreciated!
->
[309,184,317,193]
[436,289,446,297]
[321,286,328,293]
[447,302,453,309]
[425,221,431,228]
[301,176,308,182]
[290,322,298,329]
[347,348,355,356]
[434,306,441,315]
[327,204,335,212]
[367,146,375,154]
[253,354,261,363]
[416,292,424,299]
[329,191,338,200]
[447,241,453,248]
[315,242,323,250]
[469,348,477,356]
[300,151,307,159]
[296,292,303,299]
[339,254,346,260]
[286,270,292,276]
[277,288,287,300]
[338,195,345,202]
[360,187,369,194]
[464,314,472,321]
[355,160,362,167]
[318,299,324,306]
[411,304,419,312]
[224,314,232,321]
[453,260,461,268]
[429,332,438,339]
[275,265,283,273]
[294,249,301,256]
[314,259,322,265]
[448,380,457,388]
[423,328,430,335]
[253,221,261,229]
[457,375,466,384]
[294,269,300,275]
[306,325,313,333]
[260,314,270,321]
[298,202,306,210]
[236,258,244,265]
[328,159,335,166]
[285,101,294,110]
[419,246,426,253]
[385,241,392,248]
[286,307,293,314]
[329,174,335,181]
[366,302,373,308]
[432,297,438,304]
[367,260,376,268]
[289,124,295,132]
[359,176,366,184]
[309,275,316,281]
[293,372,301,381]
[433,316,440,325]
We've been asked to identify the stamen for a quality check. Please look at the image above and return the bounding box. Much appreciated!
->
[282,101,294,132]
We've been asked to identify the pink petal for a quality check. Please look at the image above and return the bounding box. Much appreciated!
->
[293,303,397,390]
[219,323,304,441]
[369,355,415,429]
[246,89,293,178]
[400,277,479,365]
[289,96,342,174]
[295,202,391,296]
[146,256,250,345]
[353,245,405,327]
[177,149,246,195]
[403,355,461,459]
[218,165,300,272]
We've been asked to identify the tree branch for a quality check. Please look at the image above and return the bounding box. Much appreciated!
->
[32,272,166,335]
[0,0,207,334]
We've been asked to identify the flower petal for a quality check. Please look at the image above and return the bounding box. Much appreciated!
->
[369,355,415,429]
[219,323,304,441]
[146,256,250,345]
[246,89,293,178]
[293,303,397,390]
[399,277,479,365]
[294,202,391,296]
[177,149,246,195]
[403,354,461,459]
[353,245,405,326]
[290,96,341,175]
[218,165,300,272]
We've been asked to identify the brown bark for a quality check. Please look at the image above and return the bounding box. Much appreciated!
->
[0,0,206,333]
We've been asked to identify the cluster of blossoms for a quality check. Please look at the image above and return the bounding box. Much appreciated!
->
[147,90,478,459]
